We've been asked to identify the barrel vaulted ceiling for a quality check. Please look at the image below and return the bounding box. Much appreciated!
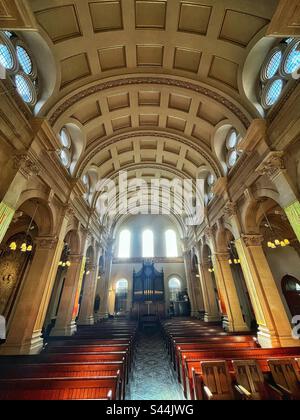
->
[27,0,279,208]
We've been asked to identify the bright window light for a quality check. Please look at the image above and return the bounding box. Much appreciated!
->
[165,229,178,257]
[118,230,131,258]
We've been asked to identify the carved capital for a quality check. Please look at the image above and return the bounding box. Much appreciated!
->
[214,252,230,262]
[13,154,40,180]
[223,201,237,219]
[64,203,75,219]
[256,151,285,179]
[35,236,58,250]
[204,226,215,241]
[242,234,264,247]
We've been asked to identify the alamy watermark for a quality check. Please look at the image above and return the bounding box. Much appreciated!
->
[292,316,300,340]
[96,171,206,226]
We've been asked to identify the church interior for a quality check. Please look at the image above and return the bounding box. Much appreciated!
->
[0,0,300,401]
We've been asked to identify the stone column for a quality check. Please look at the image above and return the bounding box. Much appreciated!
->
[77,262,98,326]
[182,247,198,317]
[0,154,39,244]
[235,234,300,348]
[99,240,114,318]
[0,235,65,355]
[198,259,221,322]
[50,254,85,336]
[212,252,249,332]
[256,152,300,242]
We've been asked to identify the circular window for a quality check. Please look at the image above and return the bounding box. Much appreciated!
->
[262,78,284,108]
[16,45,32,75]
[60,148,71,168]
[0,43,14,70]
[261,48,282,82]
[282,39,300,75]
[60,128,71,148]
[15,73,35,104]
[227,150,238,168]
[226,129,238,150]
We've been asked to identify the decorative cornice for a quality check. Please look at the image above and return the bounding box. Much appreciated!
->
[255,151,285,179]
[113,257,184,264]
[212,177,228,197]
[242,234,264,247]
[48,76,251,129]
[35,236,58,250]
[238,119,268,154]
[13,153,40,179]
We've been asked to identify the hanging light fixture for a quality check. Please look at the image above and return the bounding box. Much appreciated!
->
[9,203,38,253]
[228,241,241,265]
[264,211,290,249]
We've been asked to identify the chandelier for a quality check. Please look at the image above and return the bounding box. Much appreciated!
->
[58,243,71,268]
[263,212,290,249]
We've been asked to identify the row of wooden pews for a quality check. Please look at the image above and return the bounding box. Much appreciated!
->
[162,318,300,400]
[0,319,137,400]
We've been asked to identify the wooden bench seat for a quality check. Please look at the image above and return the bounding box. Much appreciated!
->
[0,377,118,400]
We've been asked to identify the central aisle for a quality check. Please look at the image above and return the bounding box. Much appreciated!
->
[126,327,185,400]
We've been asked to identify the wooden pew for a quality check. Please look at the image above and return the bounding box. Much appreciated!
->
[0,377,118,400]
[0,362,125,399]
[268,359,300,400]
[200,361,235,400]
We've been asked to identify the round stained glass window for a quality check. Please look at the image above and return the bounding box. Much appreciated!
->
[226,130,238,150]
[16,46,32,75]
[283,40,300,75]
[60,148,71,168]
[265,50,282,79]
[60,128,71,148]
[15,74,33,103]
[0,43,13,70]
[227,150,238,168]
[265,78,284,107]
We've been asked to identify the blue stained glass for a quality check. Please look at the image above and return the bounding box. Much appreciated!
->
[15,74,33,103]
[16,46,32,75]
[3,31,13,38]
[284,41,300,74]
[0,43,13,69]
[266,79,284,106]
[266,50,282,79]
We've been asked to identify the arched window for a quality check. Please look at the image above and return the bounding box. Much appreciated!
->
[115,279,128,313]
[116,279,128,294]
[282,275,300,317]
[0,31,38,106]
[260,38,300,110]
[142,229,154,258]
[165,230,178,257]
[169,277,181,301]
[118,230,131,258]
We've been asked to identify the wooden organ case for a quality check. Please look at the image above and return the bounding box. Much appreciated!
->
[131,261,165,320]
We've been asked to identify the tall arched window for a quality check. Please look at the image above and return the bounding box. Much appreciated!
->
[142,229,154,258]
[115,279,128,313]
[169,277,181,301]
[118,230,131,258]
[165,230,178,257]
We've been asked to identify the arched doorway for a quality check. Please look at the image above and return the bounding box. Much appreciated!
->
[168,277,181,302]
[115,279,129,315]
[282,275,300,317]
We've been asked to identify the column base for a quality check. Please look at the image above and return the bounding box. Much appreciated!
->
[204,313,221,323]
[257,326,300,348]
[77,316,95,326]
[50,321,77,337]
[223,316,249,333]
[0,330,44,355]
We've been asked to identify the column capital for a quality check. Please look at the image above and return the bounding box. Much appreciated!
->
[35,236,58,249]
[69,254,84,264]
[223,201,237,219]
[204,226,215,241]
[214,252,230,262]
[13,153,40,180]
[242,234,264,247]
[256,151,285,179]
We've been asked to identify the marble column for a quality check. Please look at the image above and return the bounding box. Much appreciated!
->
[182,249,198,317]
[99,240,114,318]
[0,235,65,354]
[198,261,221,322]
[77,262,98,326]
[212,252,249,332]
[235,234,300,348]
[50,254,85,336]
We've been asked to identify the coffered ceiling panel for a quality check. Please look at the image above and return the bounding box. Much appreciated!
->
[89,1,123,32]
[219,9,270,47]
[169,93,192,113]
[107,92,130,111]
[174,47,201,73]
[98,46,127,71]
[60,53,91,87]
[178,2,212,35]
[137,45,164,66]
[35,5,81,43]
[208,56,239,89]
[135,0,167,29]
[138,91,161,106]
[73,100,101,124]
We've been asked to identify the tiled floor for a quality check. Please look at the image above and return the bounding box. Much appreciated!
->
[126,327,185,400]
